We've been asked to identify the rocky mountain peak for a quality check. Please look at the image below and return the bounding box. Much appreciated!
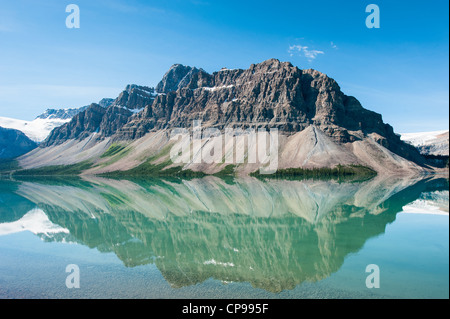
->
[35,98,114,121]
[155,64,203,94]
[112,84,156,110]
[36,108,85,120]
[98,98,115,108]
[250,58,293,72]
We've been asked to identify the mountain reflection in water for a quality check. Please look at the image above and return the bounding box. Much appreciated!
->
[0,175,448,293]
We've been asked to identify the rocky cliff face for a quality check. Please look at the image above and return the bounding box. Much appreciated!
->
[155,64,202,94]
[0,127,37,159]
[41,103,135,147]
[41,103,106,146]
[41,85,157,147]
[112,84,157,110]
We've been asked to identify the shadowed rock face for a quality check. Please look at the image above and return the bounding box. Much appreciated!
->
[41,104,107,147]
[41,85,156,147]
[112,85,156,110]
[5,175,445,292]
[155,64,202,94]
[41,103,134,147]
[0,126,37,159]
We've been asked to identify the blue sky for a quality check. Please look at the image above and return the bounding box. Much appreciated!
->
[0,0,448,132]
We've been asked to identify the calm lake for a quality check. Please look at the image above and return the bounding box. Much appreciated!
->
[0,175,448,299]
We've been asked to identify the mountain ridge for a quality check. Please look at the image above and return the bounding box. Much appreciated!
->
[0,98,115,143]
[401,130,449,156]
[16,59,444,176]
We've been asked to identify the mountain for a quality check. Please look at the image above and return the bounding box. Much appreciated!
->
[0,126,38,159]
[17,59,442,175]
[400,130,449,156]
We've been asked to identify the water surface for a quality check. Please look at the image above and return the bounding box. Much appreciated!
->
[0,175,448,298]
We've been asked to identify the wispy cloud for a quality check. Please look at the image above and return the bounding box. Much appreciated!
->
[330,41,338,49]
[288,45,324,62]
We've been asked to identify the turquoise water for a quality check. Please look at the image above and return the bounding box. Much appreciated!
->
[0,176,448,299]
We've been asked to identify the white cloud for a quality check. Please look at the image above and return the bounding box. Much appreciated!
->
[288,45,324,62]
[331,41,338,49]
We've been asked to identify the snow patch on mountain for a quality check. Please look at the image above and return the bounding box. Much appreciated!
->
[400,130,448,145]
[0,116,71,143]
[36,107,88,120]
[400,130,449,156]
[0,98,114,143]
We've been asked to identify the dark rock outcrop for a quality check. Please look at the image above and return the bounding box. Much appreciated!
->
[40,85,155,146]
[41,103,135,147]
[41,104,107,147]
[99,106,134,137]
